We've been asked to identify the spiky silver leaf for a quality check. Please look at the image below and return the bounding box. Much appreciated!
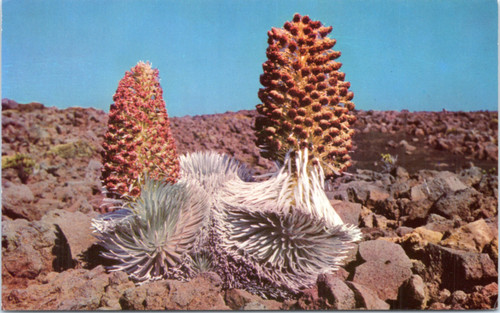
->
[223,148,344,227]
[220,205,361,294]
[91,208,134,234]
[188,249,215,274]
[179,151,253,196]
[178,150,254,230]
[94,179,210,282]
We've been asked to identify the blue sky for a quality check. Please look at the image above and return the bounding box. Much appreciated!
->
[2,0,498,117]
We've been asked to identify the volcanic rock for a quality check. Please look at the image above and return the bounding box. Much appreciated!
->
[397,274,428,309]
[120,273,230,310]
[224,288,282,310]
[353,240,412,301]
[431,187,480,220]
[2,266,116,310]
[39,210,98,262]
[440,219,496,253]
[317,274,356,309]
[345,281,390,310]
[330,200,362,225]
[2,218,67,282]
[424,243,497,291]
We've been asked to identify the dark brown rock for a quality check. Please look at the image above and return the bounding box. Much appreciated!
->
[120,273,230,310]
[397,274,428,309]
[346,281,390,310]
[431,187,480,220]
[317,274,356,309]
[40,210,98,263]
[353,240,412,301]
[464,282,498,309]
[224,288,282,310]
[2,218,63,282]
[2,266,113,310]
[424,243,498,291]
[2,181,36,220]
[358,239,413,267]
[330,200,362,225]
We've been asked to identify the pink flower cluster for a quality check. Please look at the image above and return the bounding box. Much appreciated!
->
[101,61,180,200]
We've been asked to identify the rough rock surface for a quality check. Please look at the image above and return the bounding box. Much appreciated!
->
[1,99,498,310]
[353,240,413,301]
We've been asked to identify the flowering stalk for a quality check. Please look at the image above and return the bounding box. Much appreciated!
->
[101,61,180,199]
[255,13,356,177]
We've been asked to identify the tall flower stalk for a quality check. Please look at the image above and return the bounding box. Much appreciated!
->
[101,61,180,200]
[255,13,356,178]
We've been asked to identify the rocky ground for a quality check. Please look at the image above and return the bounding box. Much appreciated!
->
[1,98,498,310]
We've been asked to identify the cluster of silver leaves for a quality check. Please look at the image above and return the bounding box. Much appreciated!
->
[92,179,209,282]
[92,150,361,298]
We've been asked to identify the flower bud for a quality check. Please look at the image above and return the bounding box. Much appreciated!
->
[330,117,341,127]
[299,130,309,139]
[346,102,355,111]
[319,97,329,105]
[304,118,314,127]
[287,108,298,118]
[311,102,322,112]
[297,108,307,116]
[293,116,305,124]
[313,113,323,121]
[333,136,343,146]
[289,87,300,97]
[339,87,348,96]
[271,139,282,150]
[271,108,284,118]
[286,136,297,145]
[311,67,322,75]
[328,77,338,86]
[282,120,293,131]
[319,26,333,37]
[293,125,304,134]
[322,111,334,120]
[265,126,277,135]
[319,120,330,130]
[326,88,336,96]
[310,20,321,29]
[300,96,312,107]
[329,127,340,136]
[330,96,340,105]
[313,127,323,136]
[308,76,318,84]
[304,84,315,93]
[290,99,300,108]
[322,39,336,50]
[317,82,328,91]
